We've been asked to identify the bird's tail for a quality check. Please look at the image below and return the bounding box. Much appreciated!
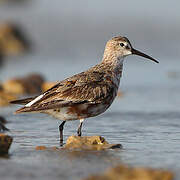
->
[10,96,37,105]
[14,106,35,114]
[10,96,38,114]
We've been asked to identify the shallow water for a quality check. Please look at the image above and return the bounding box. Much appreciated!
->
[1,55,180,179]
[0,1,180,179]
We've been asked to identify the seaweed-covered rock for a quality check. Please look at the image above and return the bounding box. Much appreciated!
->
[84,164,174,180]
[0,23,30,56]
[0,134,13,155]
[3,73,45,95]
[64,136,122,150]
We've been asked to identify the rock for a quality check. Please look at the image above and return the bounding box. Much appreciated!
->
[3,73,45,95]
[0,133,13,155]
[36,146,48,150]
[35,136,121,151]
[42,82,57,92]
[0,83,3,91]
[0,23,30,56]
[64,136,122,150]
[0,91,17,107]
[3,80,24,95]
[0,51,4,67]
[84,164,174,180]
[36,146,58,151]
[0,116,7,124]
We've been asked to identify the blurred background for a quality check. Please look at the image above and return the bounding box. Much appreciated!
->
[0,0,179,79]
[0,0,180,110]
[0,1,180,180]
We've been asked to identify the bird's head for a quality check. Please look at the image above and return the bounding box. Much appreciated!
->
[103,36,159,63]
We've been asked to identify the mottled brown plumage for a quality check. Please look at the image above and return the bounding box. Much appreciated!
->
[15,65,118,113]
[11,36,158,145]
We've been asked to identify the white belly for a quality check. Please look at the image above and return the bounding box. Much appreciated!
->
[45,102,111,121]
[46,107,79,121]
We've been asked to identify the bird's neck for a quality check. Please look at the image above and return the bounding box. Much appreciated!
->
[102,53,124,77]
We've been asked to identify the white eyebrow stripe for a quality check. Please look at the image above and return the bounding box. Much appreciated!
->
[25,94,44,107]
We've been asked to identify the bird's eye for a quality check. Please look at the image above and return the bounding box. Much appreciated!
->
[119,43,124,47]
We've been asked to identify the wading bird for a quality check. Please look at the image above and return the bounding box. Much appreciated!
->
[11,36,159,146]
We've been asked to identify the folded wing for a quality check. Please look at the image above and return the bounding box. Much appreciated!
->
[14,71,114,113]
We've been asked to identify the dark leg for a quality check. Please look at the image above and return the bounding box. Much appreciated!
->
[77,119,84,136]
[59,121,66,146]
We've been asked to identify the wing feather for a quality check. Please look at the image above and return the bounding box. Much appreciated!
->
[15,70,115,113]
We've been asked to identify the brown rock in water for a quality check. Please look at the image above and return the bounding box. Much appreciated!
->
[3,80,24,95]
[64,136,122,150]
[84,164,174,180]
[3,73,45,95]
[0,23,30,56]
[42,82,57,92]
[36,146,58,151]
[36,146,47,150]
[36,136,121,151]
[0,91,17,107]
[0,133,13,155]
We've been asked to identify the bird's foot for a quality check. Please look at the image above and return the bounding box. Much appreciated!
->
[60,140,64,147]
[77,130,82,137]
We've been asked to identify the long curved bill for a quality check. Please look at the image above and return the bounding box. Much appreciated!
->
[132,49,159,63]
